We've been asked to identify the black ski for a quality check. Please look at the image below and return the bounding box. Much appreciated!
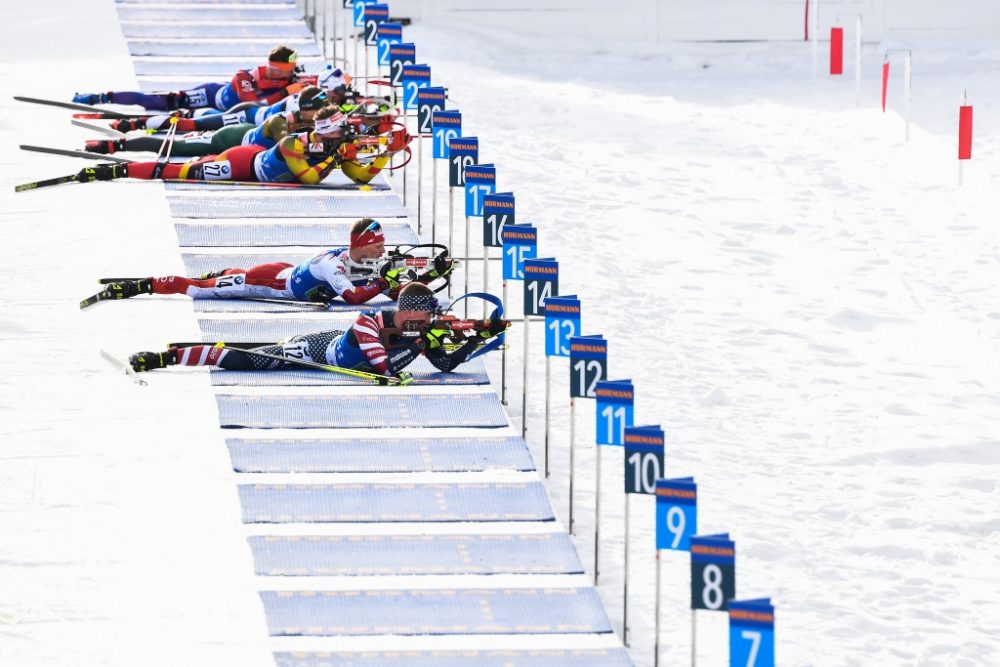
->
[15,173,79,192]
[20,144,131,164]
[14,95,133,119]
[80,289,112,309]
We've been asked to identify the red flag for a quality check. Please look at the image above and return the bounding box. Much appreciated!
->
[830,28,844,75]
[881,62,890,112]
[959,105,973,160]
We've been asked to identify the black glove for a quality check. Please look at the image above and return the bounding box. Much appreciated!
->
[77,163,128,183]
[421,327,450,350]
[304,285,336,303]
[429,255,455,279]
[478,319,509,339]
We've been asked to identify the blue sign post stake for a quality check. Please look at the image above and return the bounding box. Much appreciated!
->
[430,110,461,246]
[415,86,446,237]
[361,3,388,82]
[691,533,737,665]
[481,191,513,318]
[521,256,557,454]
[543,295,580,479]
[352,0,375,84]
[501,224,537,425]
[596,379,635,636]
[654,477,698,665]
[567,335,608,536]
[729,598,775,667]
[464,164,496,316]
[447,136,478,300]
[399,63,430,208]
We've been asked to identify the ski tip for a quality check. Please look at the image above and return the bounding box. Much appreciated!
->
[14,183,36,193]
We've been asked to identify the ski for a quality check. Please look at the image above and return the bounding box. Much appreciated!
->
[100,349,148,386]
[71,119,126,138]
[14,173,79,192]
[211,342,405,385]
[20,144,132,164]
[80,288,111,309]
[14,95,133,119]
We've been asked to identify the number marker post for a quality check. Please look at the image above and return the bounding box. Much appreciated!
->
[352,0,374,83]
[464,164,496,314]
[482,192,513,320]
[376,21,402,70]
[523,258,558,447]
[654,477,698,665]
[728,598,775,667]
[568,335,607,535]
[341,0,353,65]
[690,533,737,666]
[401,64,431,206]
[416,87,446,236]
[501,225,536,433]
[388,42,415,111]
[431,112,460,246]
[361,3,388,82]
[448,137,478,297]
[544,296,581,477]
[595,379,635,627]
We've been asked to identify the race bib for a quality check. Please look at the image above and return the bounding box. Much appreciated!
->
[222,111,247,126]
[280,340,311,361]
[202,160,233,181]
[212,273,245,289]
[184,88,208,107]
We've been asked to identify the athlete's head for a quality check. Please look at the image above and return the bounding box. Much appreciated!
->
[313,105,348,139]
[296,85,329,122]
[394,282,437,328]
[267,45,298,80]
[349,218,385,261]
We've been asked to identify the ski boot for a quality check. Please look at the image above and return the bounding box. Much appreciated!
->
[77,163,129,183]
[129,348,177,373]
[73,92,111,105]
[101,279,153,300]
[110,117,146,133]
[84,139,124,155]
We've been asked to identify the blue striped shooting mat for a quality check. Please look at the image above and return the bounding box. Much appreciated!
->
[117,7,303,22]
[210,362,489,387]
[120,23,313,39]
[191,299,394,314]
[127,40,322,58]
[175,222,419,247]
[226,435,534,473]
[163,173,391,191]
[249,533,583,576]
[239,482,554,523]
[259,587,612,635]
[216,392,509,429]
[273,649,634,667]
[167,194,409,219]
[132,57,324,78]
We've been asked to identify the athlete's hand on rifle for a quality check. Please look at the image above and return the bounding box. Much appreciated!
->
[304,285,336,304]
[420,327,451,350]
[478,319,510,339]
[380,266,407,291]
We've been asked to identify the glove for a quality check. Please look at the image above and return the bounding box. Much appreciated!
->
[394,371,414,386]
[379,266,406,291]
[429,255,455,279]
[304,285,336,303]
[77,163,128,183]
[284,82,307,96]
[478,319,509,339]
[421,327,450,350]
[338,142,359,160]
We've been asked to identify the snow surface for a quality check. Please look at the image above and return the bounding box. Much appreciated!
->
[2,1,1000,666]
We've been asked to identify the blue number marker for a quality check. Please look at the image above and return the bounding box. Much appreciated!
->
[402,64,431,111]
[729,598,775,667]
[432,110,461,160]
[595,379,633,445]
[569,335,607,399]
[464,164,496,218]
[523,258,558,318]
[388,43,415,87]
[501,224,537,281]
[655,477,697,550]
[623,424,663,493]
[376,22,403,66]
[544,295,580,358]
[690,533,736,611]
